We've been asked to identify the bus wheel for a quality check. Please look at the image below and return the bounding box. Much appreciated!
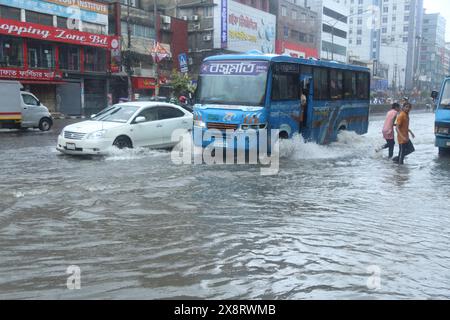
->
[279,131,289,139]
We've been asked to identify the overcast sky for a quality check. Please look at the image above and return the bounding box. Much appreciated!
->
[423,0,450,42]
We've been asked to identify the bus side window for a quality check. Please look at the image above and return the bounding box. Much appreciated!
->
[330,69,343,100]
[356,72,369,99]
[343,71,354,99]
[313,67,329,100]
[271,73,299,101]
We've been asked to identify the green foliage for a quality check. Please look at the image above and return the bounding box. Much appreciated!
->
[171,70,194,97]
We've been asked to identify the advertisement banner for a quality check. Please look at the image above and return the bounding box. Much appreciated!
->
[219,0,276,53]
[221,0,227,49]
[0,67,62,81]
[275,40,319,59]
[43,0,108,15]
[0,18,119,49]
[0,0,108,25]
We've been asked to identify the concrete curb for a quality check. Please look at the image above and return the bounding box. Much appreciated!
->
[51,113,86,120]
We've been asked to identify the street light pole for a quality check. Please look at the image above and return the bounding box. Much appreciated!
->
[126,0,133,101]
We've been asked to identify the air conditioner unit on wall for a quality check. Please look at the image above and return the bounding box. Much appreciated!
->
[193,24,200,30]
[162,16,171,24]
[203,34,211,41]
[191,15,199,21]
[181,16,188,20]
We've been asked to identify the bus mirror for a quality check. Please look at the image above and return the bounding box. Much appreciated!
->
[431,91,439,99]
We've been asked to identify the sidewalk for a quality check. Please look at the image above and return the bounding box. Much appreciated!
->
[51,112,86,120]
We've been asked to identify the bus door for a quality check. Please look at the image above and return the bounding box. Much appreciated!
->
[299,74,313,136]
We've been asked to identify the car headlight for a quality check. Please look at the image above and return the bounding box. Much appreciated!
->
[59,130,64,137]
[194,120,206,128]
[86,130,106,139]
[435,126,449,134]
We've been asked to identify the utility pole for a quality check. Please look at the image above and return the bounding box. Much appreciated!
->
[126,0,133,101]
[154,0,159,97]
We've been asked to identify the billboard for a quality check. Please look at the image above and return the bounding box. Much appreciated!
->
[214,0,276,54]
[0,0,108,25]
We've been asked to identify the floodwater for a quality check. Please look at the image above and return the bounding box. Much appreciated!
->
[0,112,449,299]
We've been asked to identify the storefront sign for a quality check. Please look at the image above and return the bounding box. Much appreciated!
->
[132,77,157,90]
[0,0,108,25]
[214,0,275,53]
[0,67,62,81]
[0,19,119,49]
[110,37,121,73]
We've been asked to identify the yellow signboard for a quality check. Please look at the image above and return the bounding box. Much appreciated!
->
[43,0,108,15]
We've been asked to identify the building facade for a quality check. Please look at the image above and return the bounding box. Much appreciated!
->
[309,0,350,63]
[270,0,319,59]
[0,0,120,115]
[110,0,188,100]
[419,13,447,91]
[378,0,423,92]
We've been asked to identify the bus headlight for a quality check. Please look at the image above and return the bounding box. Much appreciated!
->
[435,126,449,134]
[241,123,267,130]
[194,120,206,128]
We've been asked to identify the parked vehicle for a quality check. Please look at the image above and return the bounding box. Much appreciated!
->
[434,81,450,154]
[0,80,53,131]
[57,102,193,155]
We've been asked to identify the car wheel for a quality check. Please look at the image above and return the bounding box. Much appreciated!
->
[39,118,52,131]
[113,136,133,149]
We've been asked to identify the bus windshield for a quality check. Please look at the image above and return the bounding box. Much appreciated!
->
[440,80,450,108]
[196,60,269,106]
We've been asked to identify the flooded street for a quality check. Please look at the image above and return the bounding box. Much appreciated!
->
[0,111,449,299]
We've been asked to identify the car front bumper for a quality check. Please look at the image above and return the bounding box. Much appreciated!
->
[56,135,113,155]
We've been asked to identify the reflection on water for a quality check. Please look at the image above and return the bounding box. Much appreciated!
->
[0,112,450,299]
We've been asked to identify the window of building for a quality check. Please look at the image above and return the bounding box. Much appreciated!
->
[84,47,107,72]
[26,11,53,27]
[27,41,54,69]
[292,10,297,20]
[121,22,154,39]
[59,45,80,71]
[83,22,107,35]
[121,0,139,7]
[0,5,21,20]
[0,36,23,67]
[281,6,287,17]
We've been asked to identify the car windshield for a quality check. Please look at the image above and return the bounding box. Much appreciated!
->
[196,60,268,106]
[440,81,450,109]
[92,105,139,123]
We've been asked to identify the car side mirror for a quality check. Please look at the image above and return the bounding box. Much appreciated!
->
[37,100,41,106]
[135,116,146,123]
[90,114,96,119]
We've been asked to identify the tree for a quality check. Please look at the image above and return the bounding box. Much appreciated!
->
[171,70,193,98]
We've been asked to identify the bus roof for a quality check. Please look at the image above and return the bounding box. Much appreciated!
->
[204,53,370,73]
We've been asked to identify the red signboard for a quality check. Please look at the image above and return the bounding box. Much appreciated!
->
[132,77,157,89]
[0,18,119,49]
[275,40,319,59]
[0,67,62,81]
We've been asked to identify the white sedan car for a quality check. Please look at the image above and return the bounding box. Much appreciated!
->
[57,102,193,155]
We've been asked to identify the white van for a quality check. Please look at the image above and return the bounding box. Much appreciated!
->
[0,80,53,131]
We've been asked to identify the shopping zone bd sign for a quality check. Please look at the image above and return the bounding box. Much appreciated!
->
[0,19,119,49]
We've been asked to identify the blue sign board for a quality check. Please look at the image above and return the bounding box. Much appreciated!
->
[178,53,188,73]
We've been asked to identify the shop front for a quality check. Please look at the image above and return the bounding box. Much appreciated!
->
[0,18,120,115]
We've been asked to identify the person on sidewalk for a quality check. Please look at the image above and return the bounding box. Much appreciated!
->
[377,103,401,158]
[393,103,415,164]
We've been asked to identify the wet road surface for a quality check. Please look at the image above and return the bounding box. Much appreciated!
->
[0,111,449,299]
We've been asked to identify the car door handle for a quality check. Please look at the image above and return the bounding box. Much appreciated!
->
[156,124,163,128]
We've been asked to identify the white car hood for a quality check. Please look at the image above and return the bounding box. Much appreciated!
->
[64,120,124,134]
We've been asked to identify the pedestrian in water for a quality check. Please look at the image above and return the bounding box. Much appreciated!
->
[377,102,401,158]
[393,102,416,164]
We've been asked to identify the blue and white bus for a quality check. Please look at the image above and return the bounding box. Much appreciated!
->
[435,76,450,154]
[193,52,370,148]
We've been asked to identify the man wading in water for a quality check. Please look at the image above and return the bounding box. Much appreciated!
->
[393,102,415,165]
